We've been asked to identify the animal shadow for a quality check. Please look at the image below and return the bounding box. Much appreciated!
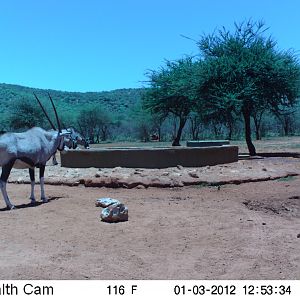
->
[0,196,64,211]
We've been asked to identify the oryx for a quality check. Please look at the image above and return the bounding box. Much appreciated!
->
[68,127,90,149]
[0,93,72,210]
[51,127,89,165]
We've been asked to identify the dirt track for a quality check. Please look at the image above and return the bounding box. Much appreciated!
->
[0,169,299,279]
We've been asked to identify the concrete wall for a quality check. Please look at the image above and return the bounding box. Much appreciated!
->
[60,146,238,168]
[187,140,230,147]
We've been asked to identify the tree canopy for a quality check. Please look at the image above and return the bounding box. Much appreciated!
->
[143,57,200,145]
[197,20,300,154]
[143,20,300,152]
[9,98,45,130]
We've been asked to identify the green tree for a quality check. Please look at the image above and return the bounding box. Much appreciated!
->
[77,106,113,143]
[143,57,199,146]
[197,20,300,155]
[9,98,45,130]
[188,112,203,140]
[272,108,296,136]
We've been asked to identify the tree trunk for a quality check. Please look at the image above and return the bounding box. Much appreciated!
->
[193,128,199,140]
[283,115,291,136]
[101,125,108,141]
[225,111,234,140]
[171,116,178,141]
[189,116,200,140]
[227,121,233,140]
[213,123,218,137]
[255,128,261,140]
[253,115,262,140]
[243,110,256,156]
[172,118,186,146]
[157,126,161,142]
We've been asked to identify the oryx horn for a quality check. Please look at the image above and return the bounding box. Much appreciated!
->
[47,93,62,133]
[33,93,56,131]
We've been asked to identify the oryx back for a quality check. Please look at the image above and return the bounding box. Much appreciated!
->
[0,127,60,168]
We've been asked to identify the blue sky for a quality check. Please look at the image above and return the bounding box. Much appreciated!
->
[0,0,299,92]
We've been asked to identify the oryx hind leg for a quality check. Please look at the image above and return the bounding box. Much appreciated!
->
[29,168,36,203]
[52,153,58,166]
[39,165,48,202]
[0,160,16,209]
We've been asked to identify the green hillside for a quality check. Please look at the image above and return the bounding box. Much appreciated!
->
[0,83,144,130]
[1,82,299,142]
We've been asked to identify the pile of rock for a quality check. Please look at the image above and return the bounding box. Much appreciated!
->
[95,197,128,223]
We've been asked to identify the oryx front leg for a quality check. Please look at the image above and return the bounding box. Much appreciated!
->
[29,168,36,204]
[40,165,48,202]
[0,160,15,210]
[0,181,15,210]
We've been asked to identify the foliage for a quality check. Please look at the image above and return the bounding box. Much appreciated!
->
[143,57,200,145]
[8,98,45,130]
[0,83,145,141]
[197,20,300,155]
[77,105,114,143]
[0,83,144,130]
[1,19,300,145]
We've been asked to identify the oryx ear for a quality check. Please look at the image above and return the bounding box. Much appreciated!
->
[33,93,56,130]
[47,93,62,133]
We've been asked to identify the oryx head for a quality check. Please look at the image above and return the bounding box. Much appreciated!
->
[33,93,72,151]
[66,127,90,149]
[74,133,90,149]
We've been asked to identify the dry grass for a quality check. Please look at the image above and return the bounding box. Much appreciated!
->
[90,136,300,154]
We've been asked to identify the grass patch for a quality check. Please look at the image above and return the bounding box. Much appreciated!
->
[196,182,211,188]
[276,176,297,182]
[289,143,300,149]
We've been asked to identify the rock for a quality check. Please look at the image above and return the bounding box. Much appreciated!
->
[95,197,121,208]
[297,233,300,238]
[112,167,122,172]
[135,184,146,189]
[149,177,172,188]
[85,177,122,188]
[170,179,184,187]
[172,172,182,177]
[101,203,128,223]
[17,177,25,183]
[188,172,199,178]
[262,168,267,171]
[177,165,184,170]
[289,196,300,199]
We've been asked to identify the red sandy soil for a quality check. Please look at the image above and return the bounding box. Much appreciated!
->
[0,157,300,279]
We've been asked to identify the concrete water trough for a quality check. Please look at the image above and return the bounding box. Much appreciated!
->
[60,145,238,169]
[187,140,230,147]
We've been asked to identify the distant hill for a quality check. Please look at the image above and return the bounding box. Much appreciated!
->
[0,83,145,129]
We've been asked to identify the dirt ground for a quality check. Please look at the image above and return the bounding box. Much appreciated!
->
[1,158,300,279]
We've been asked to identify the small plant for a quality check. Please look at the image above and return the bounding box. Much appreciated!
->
[276,176,297,182]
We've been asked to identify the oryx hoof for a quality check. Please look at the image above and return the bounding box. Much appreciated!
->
[41,197,48,203]
[30,197,36,204]
[7,205,16,210]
